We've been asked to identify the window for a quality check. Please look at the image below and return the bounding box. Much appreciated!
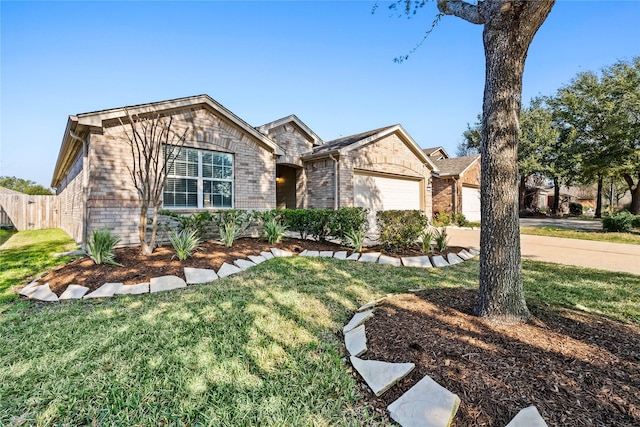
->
[163,146,233,208]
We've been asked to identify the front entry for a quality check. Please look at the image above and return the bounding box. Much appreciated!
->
[276,165,297,209]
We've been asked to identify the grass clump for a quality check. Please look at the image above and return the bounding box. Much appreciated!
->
[520,226,640,245]
[169,229,200,260]
[88,228,122,266]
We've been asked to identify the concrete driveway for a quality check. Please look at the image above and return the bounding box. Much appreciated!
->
[447,227,640,275]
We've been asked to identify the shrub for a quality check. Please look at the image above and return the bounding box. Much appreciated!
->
[306,209,333,242]
[260,212,288,244]
[632,215,640,229]
[214,210,254,247]
[329,207,369,245]
[453,213,468,227]
[420,228,434,254]
[344,227,367,252]
[88,229,122,266]
[376,210,430,253]
[602,211,634,233]
[433,227,449,252]
[569,202,583,216]
[159,210,214,238]
[169,229,200,260]
[434,211,451,226]
[279,209,313,240]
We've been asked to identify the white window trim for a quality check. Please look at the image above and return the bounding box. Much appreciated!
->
[163,146,234,210]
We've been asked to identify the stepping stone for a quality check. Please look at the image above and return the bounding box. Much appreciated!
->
[30,283,59,302]
[84,282,123,299]
[378,255,401,266]
[334,251,348,260]
[19,281,41,297]
[358,301,376,312]
[506,406,547,427]
[260,251,274,260]
[59,284,89,300]
[350,356,415,396]
[184,267,218,284]
[343,309,374,333]
[347,252,361,261]
[447,253,464,265]
[298,250,309,256]
[305,250,320,257]
[115,282,149,295]
[468,248,479,256]
[401,256,433,268]
[345,324,367,356]
[234,259,257,270]
[248,254,267,264]
[149,276,186,293]
[387,375,460,427]
[431,255,449,268]
[358,252,381,263]
[319,251,334,257]
[271,248,293,257]
[217,262,243,278]
[457,250,474,261]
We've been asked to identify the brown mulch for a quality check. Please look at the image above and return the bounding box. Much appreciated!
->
[358,289,640,426]
[35,238,640,425]
[41,237,463,296]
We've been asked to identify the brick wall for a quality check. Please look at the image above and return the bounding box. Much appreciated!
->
[305,158,336,209]
[56,149,85,243]
[432,159,481,217]
[266,123,315,167]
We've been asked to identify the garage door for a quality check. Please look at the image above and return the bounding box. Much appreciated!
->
[354,173,421,229]
[462,186,481,222]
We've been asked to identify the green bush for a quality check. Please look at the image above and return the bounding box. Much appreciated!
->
[169,229,200,260]
[420,228,434,254]
[433,227,449,252]
[328,207,369,245]
[213,210,254,247]
[279,209,313,240]
[158,211,214,238]
[602,211,634,233]
[453,213,468,227]
[260,212,288,244]
[434,211,451,226]
[376,210,430,253]
[88,229,122,266]
[569,202,583,216]
[632,215,640,229]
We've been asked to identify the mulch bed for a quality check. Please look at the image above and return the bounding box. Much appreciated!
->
[358,289,640,426]
[33,238,640,425]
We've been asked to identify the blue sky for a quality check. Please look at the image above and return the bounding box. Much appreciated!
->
[1,1,639,188]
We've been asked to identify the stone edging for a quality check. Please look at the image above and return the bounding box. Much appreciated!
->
[18,247,480,303]
[341,301,549,427]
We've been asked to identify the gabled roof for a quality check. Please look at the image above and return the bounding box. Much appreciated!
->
[433,154,480,177]
[257,114,323,146]
[52,95,284,187]
[303,124,439,171]
[423,146,449,160]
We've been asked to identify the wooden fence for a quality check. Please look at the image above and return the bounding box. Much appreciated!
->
[0,194,60,230]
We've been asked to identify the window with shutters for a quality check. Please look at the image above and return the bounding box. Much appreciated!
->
[163,146,233,209]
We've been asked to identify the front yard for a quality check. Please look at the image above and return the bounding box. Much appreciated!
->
[1,230,638,425]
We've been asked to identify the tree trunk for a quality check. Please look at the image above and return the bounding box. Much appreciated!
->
[623,174,640,215]
[595,175,603,218]
[518,175,526,211]
[139,203,152,255]
[476,16,540,324]
[552,177,560,215]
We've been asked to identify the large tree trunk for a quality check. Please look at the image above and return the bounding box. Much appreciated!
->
[623,174,640,215]
[595,175,604,218]
[552,177,560,215]
[475,3,553,323]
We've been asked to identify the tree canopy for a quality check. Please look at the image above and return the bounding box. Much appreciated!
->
[0,176,53,195]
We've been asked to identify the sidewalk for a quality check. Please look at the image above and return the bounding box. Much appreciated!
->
[446,228,640,275]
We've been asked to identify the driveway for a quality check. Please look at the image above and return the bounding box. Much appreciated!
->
[519,217,602,231]
[447,227,640,275]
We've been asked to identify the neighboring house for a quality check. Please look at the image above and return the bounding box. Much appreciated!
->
[51,94,438,247]
[424,147,481,222]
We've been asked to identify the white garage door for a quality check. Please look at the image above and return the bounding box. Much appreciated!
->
[462,186,481,222]
[354,173,421,229]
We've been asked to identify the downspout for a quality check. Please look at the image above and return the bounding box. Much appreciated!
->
[69,130,89,252]
[453,177,458,215]
[329,154,339,210]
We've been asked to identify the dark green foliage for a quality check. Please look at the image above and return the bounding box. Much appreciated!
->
[602,211,634,232]
[453,213,469,227]
[632,215,640,229]
[0,176,53,195]
[376,210,430,253]
[569,203,583,216]
[88,229,122,266]
[258,211,288,244]
[169,229,200,260]
[159,210,214,238]
[327,207,369,246]
[213,210,255,247]
[279,209,313,240]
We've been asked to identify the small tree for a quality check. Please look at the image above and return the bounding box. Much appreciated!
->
[117,110,191,255]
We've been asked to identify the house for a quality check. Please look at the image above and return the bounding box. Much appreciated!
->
[424,147,482,222]
[51,95,438,247]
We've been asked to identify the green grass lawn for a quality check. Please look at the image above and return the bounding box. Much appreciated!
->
[0,229,78,306]
[1,230,638,425]
[520,226,640,245]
